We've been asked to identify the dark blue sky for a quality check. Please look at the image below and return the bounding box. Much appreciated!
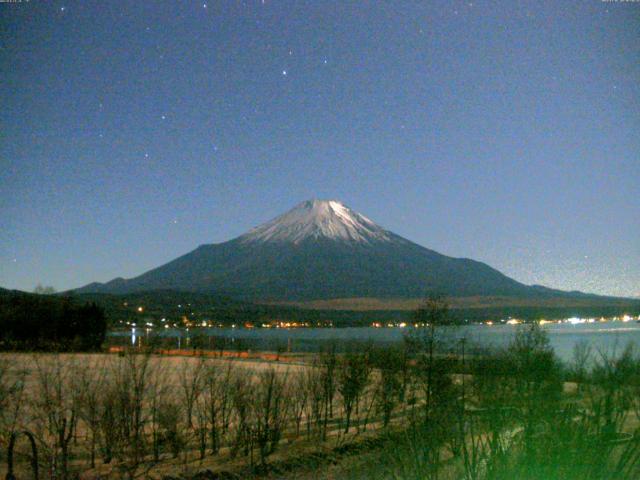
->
[1,1,638,297]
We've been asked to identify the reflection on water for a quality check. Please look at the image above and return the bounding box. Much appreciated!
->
[116,321,640,362]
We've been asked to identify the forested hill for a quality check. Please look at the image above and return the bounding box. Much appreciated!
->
[0,288,106,351]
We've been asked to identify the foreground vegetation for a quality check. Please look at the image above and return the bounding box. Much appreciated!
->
[1,299,640,479]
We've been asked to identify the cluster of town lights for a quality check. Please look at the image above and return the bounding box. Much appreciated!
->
[121,303,638,330]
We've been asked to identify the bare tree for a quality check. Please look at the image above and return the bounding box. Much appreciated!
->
[31,355,80,480]
[200,360,235,456]
[149,358,171,463]
[406,294,454,422]
[230,369,254,459]
[0,359,27,448]
[337,352,371,433]
[289,370,308,438]
[371,346,406,428]
[304,363,325,440]
[100,351,156,478]
[252,368,290,468]
[33,284,57,295]
[319,345,338,441]
[76,357,109,468]
[178,358,206,431]
[157,398,185,459]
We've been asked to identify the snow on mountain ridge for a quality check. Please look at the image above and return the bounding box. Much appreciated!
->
[239,199,392,244]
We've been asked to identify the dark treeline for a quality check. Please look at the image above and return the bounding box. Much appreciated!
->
[0,290,106,351]
[75,290,640,329]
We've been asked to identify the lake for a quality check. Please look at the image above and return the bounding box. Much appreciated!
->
[118,320,640,363]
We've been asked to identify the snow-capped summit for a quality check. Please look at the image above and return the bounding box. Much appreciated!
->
[239,199,392,244]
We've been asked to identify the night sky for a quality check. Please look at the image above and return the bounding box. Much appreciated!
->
[1,1,638,297]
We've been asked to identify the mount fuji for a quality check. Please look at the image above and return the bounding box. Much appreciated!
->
[75,200,594,302]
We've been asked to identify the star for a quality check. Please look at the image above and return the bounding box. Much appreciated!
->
[282,70,287,76]
[161,115,166,120]
[60,7,66,12]
[144,153,149,158]
[203,3,207,8]
[323,59,328,64]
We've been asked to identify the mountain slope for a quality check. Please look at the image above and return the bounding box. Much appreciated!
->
[75,200,607,302]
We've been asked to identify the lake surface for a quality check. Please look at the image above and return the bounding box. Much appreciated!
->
[118,320,640,363]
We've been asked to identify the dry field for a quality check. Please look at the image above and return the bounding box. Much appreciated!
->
[0,350,412,480]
